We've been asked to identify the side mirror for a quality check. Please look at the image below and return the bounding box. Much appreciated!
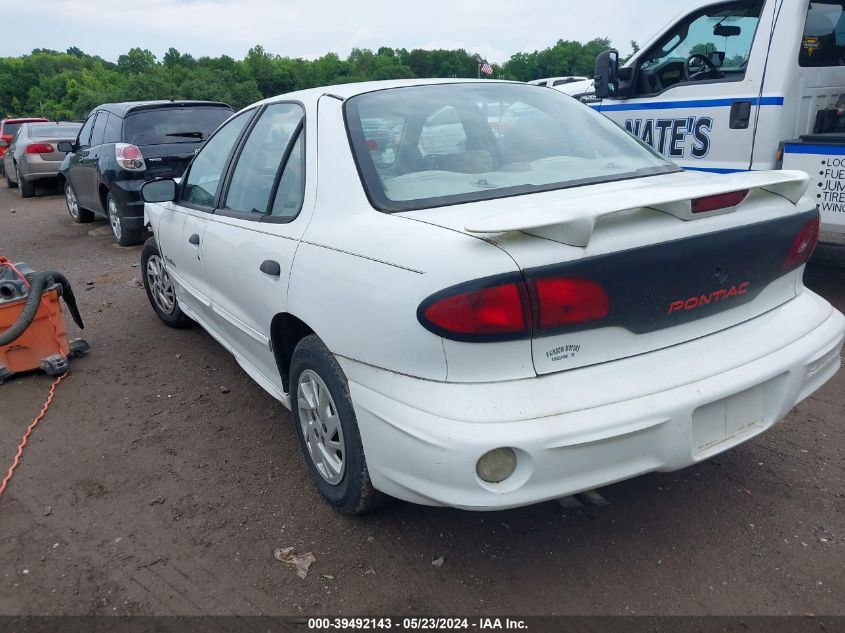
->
[57,141,74,153]
[141,179,177,203]
[0,140,9,149]
[594,49,620,99]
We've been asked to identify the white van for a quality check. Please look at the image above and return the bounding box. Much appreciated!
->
[591,0,845,234]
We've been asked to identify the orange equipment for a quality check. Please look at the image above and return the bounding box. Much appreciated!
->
[0,257,88,384]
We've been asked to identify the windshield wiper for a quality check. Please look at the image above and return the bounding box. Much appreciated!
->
[165,131,204,139]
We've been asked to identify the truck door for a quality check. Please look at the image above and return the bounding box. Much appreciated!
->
[595,0,776,174]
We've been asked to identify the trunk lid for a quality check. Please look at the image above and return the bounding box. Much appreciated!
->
[405,170,816,374]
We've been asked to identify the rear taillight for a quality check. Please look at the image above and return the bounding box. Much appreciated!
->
[115,143,146,171]
[529,277,609,329]
[783,214,820,271]
[420,279,528,340]
[418,274,610,341]
[691,190,749,214]
[24,143,54,154]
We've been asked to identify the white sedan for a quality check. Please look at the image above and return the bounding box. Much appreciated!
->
[141,79,844,514]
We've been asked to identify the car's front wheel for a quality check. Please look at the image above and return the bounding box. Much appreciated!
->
[107,192,144,246]
[290,334,387,515]
[65,182,93,223]
[17,165,34,198]
[141,237,191,328]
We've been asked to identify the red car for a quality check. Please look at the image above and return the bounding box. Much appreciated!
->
[0,117,49,177]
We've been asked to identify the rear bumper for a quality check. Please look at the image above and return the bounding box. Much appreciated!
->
[20,155,63,181]
[341,291,844,510]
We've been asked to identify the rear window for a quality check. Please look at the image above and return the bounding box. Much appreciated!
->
[30,125,81,138]
[123,107,233,146]
[345,83,676,212]
[800,1,845,66]
[2,122,23,137]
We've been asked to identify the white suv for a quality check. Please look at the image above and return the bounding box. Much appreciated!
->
[141,79,844,514]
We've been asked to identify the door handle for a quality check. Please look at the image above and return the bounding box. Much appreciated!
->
[188,233,200,246]
[729,100,752,129]
[260,260,281,276]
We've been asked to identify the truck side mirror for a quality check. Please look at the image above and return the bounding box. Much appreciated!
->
[594,49,620,99]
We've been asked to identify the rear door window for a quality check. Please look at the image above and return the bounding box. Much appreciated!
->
[124,107,233,146]
[104,114,123,144]
[800,1,845,66]
[90,112,108,147]
[223,103,304,217]
[77,114,96,147]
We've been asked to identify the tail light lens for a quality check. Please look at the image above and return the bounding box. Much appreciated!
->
[418,275,610,341]
[691,190,749,214]
[783,214,820,271]
[419,279,528,340]
[24,143,55,154]
[115,143,146,171]
[529,277,609,329]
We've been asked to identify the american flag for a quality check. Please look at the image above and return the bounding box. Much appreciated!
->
[480,60,493,76]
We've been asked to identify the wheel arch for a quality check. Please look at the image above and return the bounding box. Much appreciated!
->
[271,313,315,393]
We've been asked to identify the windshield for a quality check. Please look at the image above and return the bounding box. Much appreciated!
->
[30,124,81,138]
[345,83,676,212]
[2,122,23,137]
[123,107,233,146]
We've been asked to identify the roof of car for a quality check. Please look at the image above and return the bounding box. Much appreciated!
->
[92,100,232,117]
[255,78,524,109]
[1,117,50,124]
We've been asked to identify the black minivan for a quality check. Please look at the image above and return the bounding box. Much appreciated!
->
[58,101,233,245]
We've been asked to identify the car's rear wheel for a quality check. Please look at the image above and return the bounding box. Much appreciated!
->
[65,182,93,223]
[290,334,388,515]
[107,192,143,246]
[141,237,191,328]
[17,165,34,198]
[5,164,17,189]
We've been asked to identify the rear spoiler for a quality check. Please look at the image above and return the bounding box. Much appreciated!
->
[464,170,810,247]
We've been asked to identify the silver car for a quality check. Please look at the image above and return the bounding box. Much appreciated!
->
[3,122,81,197]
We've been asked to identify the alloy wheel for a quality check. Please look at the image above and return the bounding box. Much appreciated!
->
[145,254,176,315]
[66,185,79,219]
[297,369,346,484]
[108,197,122,240]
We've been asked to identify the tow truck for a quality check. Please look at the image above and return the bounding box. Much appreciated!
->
[590,0,845,237]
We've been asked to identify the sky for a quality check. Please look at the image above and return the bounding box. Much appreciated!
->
[6,0,700,64]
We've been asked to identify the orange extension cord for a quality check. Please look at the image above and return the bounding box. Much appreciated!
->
[0,258,70,501]
[0,374,66,500]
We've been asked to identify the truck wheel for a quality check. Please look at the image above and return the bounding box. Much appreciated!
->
[141,237,191,328]
[107,193,143,246]
[65,182,94,223]
[290,334,389,515]
[17,165,35,198]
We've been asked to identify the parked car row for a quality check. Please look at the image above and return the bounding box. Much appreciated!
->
[1,101,233,246]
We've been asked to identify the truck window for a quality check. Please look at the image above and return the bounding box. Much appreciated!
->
[632,1,763,96]
[800,1,845,66]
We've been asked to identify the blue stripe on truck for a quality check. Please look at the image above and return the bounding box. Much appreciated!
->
[783,143,845,156]
[592,96,784,112]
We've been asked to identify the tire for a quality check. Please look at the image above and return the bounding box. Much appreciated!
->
[17,165,34,198]
[290,334,388,515]
[107,192,144,246]
[141,237,191,328]
[64,181,94,223]
[5,165,17,189]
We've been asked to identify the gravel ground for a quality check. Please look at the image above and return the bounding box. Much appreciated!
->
[0,181,843,616]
